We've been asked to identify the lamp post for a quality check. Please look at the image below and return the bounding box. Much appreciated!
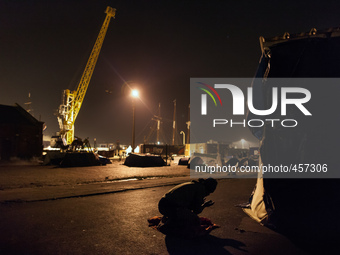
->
[180,131,185,145]
[131,89,139,153]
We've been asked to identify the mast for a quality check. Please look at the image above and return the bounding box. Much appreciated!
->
[156,103,161,144]
[172,99,176,145]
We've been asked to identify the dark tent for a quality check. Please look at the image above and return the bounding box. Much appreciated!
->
[124,153,166,167]
[60,152,102,167]
[244,28,340,252]
[178,157,189,165]
[43,151,66,165]
[225,157,239,167]
[187,156,204,169]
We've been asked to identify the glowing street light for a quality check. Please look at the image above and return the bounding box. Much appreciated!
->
[131,89,139,153]
[131,89,139,98]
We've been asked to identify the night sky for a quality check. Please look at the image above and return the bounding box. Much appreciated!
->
[1,0,339,146]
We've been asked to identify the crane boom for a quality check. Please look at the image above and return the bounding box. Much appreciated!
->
[58,6,116,145]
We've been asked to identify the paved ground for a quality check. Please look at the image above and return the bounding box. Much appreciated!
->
[0,162,330,254]
[0,161,191,203]
[0,161,190,190]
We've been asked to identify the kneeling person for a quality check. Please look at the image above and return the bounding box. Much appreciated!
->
[158,178,217,237]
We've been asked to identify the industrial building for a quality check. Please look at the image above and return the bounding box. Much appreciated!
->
[0,104,44,160]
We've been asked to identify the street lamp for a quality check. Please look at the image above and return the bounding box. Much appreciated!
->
[132,89,139,98]
[180,131,185,145]
[131,89,139,153]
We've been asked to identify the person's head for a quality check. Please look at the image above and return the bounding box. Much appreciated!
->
[199,178,217,195]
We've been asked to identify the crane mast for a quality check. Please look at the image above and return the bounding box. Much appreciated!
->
[57,6,116,145]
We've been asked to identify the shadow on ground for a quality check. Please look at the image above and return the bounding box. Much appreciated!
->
[165,235,246,255]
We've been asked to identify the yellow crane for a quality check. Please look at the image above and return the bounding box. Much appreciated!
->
[57,6,116,145]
